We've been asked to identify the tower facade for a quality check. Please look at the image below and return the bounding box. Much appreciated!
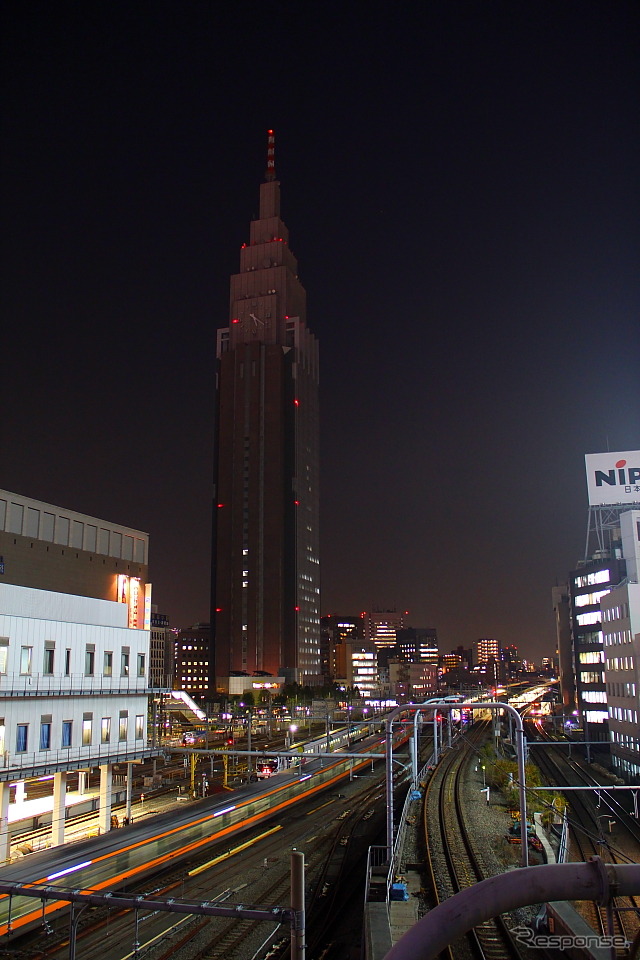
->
[212,133,321,688]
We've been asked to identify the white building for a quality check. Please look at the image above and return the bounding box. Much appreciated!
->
[602,510,640,781]
[0,490,161,857]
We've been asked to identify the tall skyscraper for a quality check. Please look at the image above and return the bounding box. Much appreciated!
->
[212,132,321,689]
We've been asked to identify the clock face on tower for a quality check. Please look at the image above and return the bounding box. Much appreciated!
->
[241,307,268,335]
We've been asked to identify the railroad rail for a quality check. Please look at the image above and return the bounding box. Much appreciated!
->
[528,719,640,952]
[424,721,522,960]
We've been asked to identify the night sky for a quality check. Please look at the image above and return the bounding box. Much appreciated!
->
[2,2,639,662]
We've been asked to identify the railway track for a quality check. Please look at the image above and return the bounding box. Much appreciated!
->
[528,720,640,952]
[17,767,394,960]
[164,775,392,960]
[424,721,523,960]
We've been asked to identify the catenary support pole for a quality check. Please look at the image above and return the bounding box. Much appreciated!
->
[126,763,133,823]
[291,850,305,960]
[433,712,438,765]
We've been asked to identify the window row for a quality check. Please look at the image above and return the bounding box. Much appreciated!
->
[0,640,145,678]
[8,713,145,753]
[603,628,633,646]
[579,651,605,664]
[603,602,630,623]
[574,590,610,608]
[612,732,640,752]
[574,569,611,588]
[607,656,634,671]
[611,706,639,725]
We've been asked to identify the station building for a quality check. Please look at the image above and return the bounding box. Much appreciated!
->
[0,489,162,857]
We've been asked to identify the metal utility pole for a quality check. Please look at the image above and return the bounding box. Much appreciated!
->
[291,850,305,960]
[190,753,196,798]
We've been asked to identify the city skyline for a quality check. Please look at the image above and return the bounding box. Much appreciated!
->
[2,3,639,661]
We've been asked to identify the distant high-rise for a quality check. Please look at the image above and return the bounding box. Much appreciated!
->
[363,609,405,651]
[396,627,439,664]
[474,637,500,665]
[212,132,321,688]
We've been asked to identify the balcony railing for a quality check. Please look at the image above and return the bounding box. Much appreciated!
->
[0,673,154,697]
[0,742,159,779]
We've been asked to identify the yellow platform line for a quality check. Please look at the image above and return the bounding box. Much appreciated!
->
[188,825,282,876]
[306,798,336,816]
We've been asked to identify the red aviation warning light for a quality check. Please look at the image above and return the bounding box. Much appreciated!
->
[266,129,276,181]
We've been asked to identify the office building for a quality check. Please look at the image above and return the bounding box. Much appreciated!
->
[322,615,363,682]
[150,608,172,689]
[564,450,640,748]
[474,638,500,665]
[363,609,405,652]
[330,636,378,699]
[388,660,438,701]
[396,627,438,665]
[602,510,640,780]
[570,554,626,744]
[173,623,211,698]
[212,132,321,688]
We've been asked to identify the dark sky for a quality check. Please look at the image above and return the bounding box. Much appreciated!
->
[2,1,639,661]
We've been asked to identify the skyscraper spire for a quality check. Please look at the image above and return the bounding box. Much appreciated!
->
[266,128,276,181]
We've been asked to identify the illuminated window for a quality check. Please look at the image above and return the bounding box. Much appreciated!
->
[577,612,601,626]
[585,710,607,723]
[82,716,93,746]
[62,720,72,748]
[20,646,32,675]
[579,651,604,664]
[575,590,610,607]
[119,713,128,740]
[85,646,95,676]
[16,724,28,753]
[103,651,113,677]
[43,646,55,675]
[40,721,51,750]
[583,691,606,703]
[101,718,111,743]
[135,715,144,739]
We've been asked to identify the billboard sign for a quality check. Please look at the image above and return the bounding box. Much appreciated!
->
[585,451,640,506]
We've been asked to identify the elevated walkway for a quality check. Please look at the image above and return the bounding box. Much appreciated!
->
[165,690,207,725]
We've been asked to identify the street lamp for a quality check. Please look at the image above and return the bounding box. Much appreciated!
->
[596,814,616,860]
[597,814,616,834]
